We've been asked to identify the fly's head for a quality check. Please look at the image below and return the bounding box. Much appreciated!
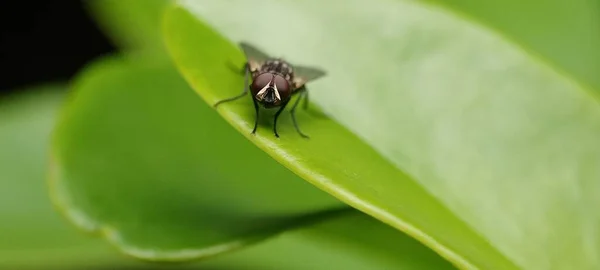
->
[250,72,291,108]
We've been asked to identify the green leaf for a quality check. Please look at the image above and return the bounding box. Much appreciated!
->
[201,211,455,270]
[163,1,600,269]
[426,0,600,92]
[49,54,457,269]
[49,55,345,261]
[0,86,149,269]
[162,4,509,270]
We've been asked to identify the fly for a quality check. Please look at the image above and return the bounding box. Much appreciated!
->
[213,42,326,138]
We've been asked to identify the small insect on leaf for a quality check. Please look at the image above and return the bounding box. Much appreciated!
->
[214,42,326,139]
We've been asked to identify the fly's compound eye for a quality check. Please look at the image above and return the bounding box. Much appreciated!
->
[251,73,274,92]
[273,75,290,99]
[251,72,279,104]
[251,73,292,105]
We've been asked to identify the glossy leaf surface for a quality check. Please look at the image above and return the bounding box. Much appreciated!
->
[427,0,600,92]
[163,1,600,269]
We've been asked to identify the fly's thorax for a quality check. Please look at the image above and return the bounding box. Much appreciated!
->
[250,72,291,107]
[260,59,294,82]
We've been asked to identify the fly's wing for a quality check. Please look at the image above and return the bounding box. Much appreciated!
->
[292,65,327,88]
[239,42,271,71]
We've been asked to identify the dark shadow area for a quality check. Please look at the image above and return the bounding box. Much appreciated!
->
[0,1,115,96]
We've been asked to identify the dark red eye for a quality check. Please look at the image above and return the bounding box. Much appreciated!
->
[251,73,273,94]
[273,75,290,98]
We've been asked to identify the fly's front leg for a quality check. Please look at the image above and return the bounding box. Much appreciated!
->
[273,99,290,138]
[303,89,309,110]
[226,61,248,75]
[251,97,260,134]
[290,87,309,138]
[214,63,250,107]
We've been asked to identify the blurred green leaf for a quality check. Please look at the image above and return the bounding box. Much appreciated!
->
[50,55,344,261]
[0,86,149,269]
[163,1,600,269]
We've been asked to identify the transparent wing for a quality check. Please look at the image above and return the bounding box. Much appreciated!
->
[239,41,327,86]
[293,65,327,86]
[239,42,272,62]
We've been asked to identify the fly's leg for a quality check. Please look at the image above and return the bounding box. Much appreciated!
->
[273,99,290,138]
[290,88,309,138]
[214,63,250,107]
[303,89,309,110]
[252,97,260,134]
[226,61,247,75]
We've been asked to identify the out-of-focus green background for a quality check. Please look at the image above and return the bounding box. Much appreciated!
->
[0,3,119,268]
